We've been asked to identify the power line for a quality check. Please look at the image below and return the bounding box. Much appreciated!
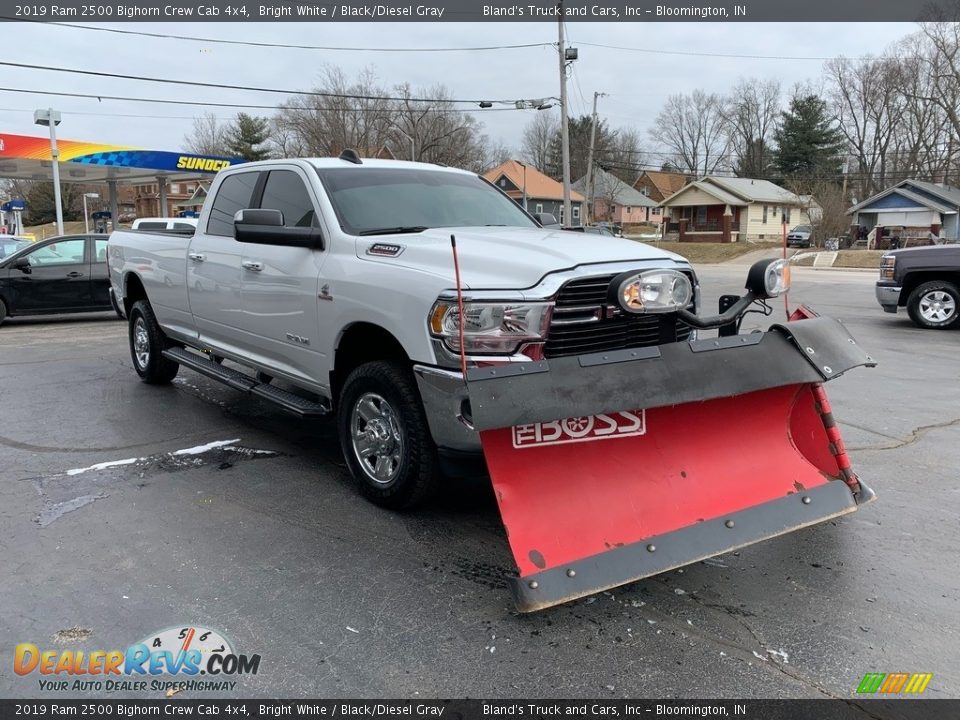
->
[0,87,527,113]
[25,20,555,53]
[0,60,548,105]
[577,41,861,62]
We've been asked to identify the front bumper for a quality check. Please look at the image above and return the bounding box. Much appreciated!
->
[875,284,901,313]
[413,365,480,453]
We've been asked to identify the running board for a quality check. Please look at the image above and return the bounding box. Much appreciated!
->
[162,347,329,417]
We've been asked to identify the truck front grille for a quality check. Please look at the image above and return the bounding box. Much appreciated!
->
[544,273,693,359]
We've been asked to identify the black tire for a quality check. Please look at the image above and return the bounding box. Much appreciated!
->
[337,361,440,510]
[0,298,7,326]
[906,280,960,330]
[128,299,179,384]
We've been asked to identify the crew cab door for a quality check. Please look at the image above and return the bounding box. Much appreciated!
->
[186,170,261,352]
[237,167,327,388]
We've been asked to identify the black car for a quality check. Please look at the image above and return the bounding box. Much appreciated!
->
[876,244,960,329]
[0,234,119,326]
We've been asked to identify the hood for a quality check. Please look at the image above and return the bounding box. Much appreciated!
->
[885,244,959,258]
[354,226,689,290]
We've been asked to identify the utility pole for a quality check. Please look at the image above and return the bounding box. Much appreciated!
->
[584,91,606,225]
[557,1,572,226]
[841,158,849,203]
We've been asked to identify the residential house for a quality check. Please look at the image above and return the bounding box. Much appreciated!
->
[633,170,691,203]
[174,181,211,216]
[572,167,659,227]
[661,176,813,243]
[134,178,208,218]
[483,160,585,226]
[848,179,960,243]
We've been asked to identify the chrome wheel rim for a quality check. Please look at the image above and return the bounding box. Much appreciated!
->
[133,317,150,369]
[919,291,956,323]
[350,392,403,485]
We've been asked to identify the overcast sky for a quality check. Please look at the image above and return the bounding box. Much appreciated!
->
[0,21,918,158]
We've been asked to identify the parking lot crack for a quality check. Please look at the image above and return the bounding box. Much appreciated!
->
[847,416,960,452]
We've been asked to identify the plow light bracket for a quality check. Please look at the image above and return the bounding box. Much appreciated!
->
[678,259,790,330]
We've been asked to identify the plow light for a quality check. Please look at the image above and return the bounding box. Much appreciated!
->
[616,269,692,314]
[429,300,553,354]
[747,258,791,299]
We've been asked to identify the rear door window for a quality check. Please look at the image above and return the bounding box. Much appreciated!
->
[206,172,261,236]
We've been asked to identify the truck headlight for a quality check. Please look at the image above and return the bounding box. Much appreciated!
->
[880,255,895,281]
[429,301,553,354]
[615,269,693,314]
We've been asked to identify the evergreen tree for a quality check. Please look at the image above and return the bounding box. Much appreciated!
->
[773,95,845,180]
[225,113,273,161]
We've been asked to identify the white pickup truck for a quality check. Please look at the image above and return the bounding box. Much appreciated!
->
[108,154,698,506]
[110,153,880,610]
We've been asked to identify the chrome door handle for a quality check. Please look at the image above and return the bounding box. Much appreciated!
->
[241,261,263,272]
[188,253,206,262]
[66,271,84,278]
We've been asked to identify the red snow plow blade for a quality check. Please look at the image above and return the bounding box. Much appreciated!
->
[466,316,876,612]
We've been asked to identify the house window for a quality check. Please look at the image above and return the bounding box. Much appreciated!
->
[696,206,707,223]
[786,207,792,224]
[763,205,768,223]
[535,203,543,214]
[187,185,195,193]
[573,206,580,219]
[640,187,649,196]
[651,207,662,216]
[625,206,632,213]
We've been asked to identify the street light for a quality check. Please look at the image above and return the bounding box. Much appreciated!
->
[83,193,99,233]
[34,109,65,236]
[393,127,416,162]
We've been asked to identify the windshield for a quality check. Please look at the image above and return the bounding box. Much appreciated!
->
[791,225,812,233]
[315,167,537,235]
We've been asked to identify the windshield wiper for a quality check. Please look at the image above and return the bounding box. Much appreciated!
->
[358,226,428,236]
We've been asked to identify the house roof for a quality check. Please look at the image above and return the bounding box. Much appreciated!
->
[572,167,656,207]
[483,160,584,203]
[706,177,805,204]
[633,170,689,198]
[848,179,960,216]
[661,180,747,207]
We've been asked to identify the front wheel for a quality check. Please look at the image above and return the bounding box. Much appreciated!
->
[128,300,179,384]
[906,280,960,330]
[337,361,440,510]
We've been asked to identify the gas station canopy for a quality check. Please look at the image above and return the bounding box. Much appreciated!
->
[0,132,245,184]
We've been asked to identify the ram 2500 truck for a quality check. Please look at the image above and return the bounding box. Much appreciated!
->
[109,153,875,611]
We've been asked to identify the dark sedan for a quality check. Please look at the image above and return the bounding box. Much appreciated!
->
[0,235,119,325]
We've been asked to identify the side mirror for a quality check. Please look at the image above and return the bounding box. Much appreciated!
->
[10,256,31,274]
[533,212,559,228]
[233,208,324,250]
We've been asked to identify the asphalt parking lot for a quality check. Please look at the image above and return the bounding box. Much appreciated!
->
[1,264,957,700]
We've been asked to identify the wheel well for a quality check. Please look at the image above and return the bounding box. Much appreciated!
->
[123,273,147,316]
[333,323,410,406]
[901,271,960,305]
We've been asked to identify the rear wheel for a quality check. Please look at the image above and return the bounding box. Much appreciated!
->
[128,300,179,384]
[337,361,440,510]
[0,298,7,326]
[906,280,960,330]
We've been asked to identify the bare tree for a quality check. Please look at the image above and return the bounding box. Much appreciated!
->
[520,112,559,172]
[603,127,646,183]
[275,66,395,157]
[650,90,728,176]
[184,113,229,156]
[389,83,488,169]
[723,78,780,178]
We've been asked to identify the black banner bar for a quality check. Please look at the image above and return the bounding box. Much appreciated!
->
[1,700,957,720]
[2,0,960,23]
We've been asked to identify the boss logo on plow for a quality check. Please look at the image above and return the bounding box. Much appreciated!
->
[512,411,646,448]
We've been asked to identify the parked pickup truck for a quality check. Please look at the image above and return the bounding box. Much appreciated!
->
[109,153,876,611]
[876,244,960,329]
